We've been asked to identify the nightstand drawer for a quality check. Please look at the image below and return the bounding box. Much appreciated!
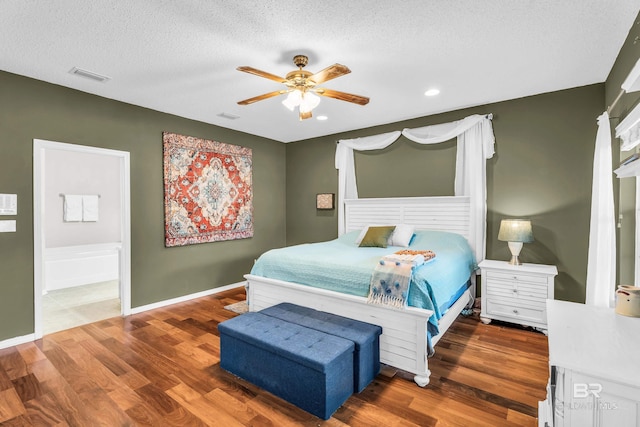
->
[486,299,546,324]
[486,280,548,300]
[485,270,549,285]
[487,294,546,311]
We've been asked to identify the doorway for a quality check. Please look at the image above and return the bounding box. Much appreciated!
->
[33,139,131,339]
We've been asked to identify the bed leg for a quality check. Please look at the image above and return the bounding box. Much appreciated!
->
[413,371,431,387]
[466,293,475,309]
[467,275,478,308]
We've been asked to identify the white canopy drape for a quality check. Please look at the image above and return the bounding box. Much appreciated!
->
[335,114,495,261]
[585,112,616,306]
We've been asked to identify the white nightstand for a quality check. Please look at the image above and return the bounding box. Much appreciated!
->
[478,259,557,333]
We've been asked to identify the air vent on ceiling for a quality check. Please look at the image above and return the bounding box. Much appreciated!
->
[217,112,240,120]
[69,67,111,83]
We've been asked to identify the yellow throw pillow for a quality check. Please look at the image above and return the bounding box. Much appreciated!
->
[358,226,396,248]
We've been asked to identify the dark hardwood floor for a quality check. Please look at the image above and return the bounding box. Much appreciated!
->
[0,287,549,426]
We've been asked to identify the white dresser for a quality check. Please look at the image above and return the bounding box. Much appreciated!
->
[478,260,557,333]
[539,300,640,427]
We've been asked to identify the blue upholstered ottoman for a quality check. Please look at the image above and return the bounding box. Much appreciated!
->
[260,303,383,393]
[218,312,354,420]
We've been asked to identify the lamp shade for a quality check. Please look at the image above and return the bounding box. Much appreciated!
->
[300,91,320,113]
[282,90,302,111]
[282,90,321,114]
[498,219,534,243]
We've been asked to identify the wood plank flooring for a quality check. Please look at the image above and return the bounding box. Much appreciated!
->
[0,287,549,426]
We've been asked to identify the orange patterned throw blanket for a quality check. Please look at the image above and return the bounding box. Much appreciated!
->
[393,249,436,261]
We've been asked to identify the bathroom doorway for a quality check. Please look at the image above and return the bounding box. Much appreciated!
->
[33,139,131,338]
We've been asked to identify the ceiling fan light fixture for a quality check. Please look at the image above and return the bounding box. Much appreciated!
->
[299,91,320,113]
[237,54,368,120]
[282,90,301,111]
[283,89,321,116]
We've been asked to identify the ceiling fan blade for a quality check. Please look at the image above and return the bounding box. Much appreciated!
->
[237,90,287,105]
[299,110,313,120]
[309,64,351,85]
[236,66,287,83]
[315,88,370,105]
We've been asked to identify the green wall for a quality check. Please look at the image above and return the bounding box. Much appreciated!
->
[605,15,640,285]
[286,84,604,303]
[4,17,636,342]
[0,70,286,341]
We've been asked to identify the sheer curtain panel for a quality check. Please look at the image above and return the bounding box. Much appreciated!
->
[585,112,616,306]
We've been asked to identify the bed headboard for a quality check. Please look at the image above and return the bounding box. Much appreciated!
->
[344,196,472,243]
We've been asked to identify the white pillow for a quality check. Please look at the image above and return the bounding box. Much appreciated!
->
[355,224,415,247]
[389,224,415,247]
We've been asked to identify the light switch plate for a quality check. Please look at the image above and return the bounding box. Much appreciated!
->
[0,194,17,215]
[0,220,16,232]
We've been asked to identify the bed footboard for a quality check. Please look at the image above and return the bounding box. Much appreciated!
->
[245,274,434,386]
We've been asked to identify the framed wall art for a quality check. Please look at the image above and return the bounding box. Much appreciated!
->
[316,193,335,210]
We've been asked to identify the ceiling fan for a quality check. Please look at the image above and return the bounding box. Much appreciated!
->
[236,55,370,120]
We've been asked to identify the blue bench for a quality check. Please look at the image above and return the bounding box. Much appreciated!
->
[218,312,354,420]
[260,303,382,393]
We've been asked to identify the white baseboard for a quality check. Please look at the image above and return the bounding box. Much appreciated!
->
[130,281,246,314]
[0,333,37,350]
[0,281,246,350]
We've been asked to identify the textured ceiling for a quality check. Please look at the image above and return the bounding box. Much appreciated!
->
[1,1,639,143]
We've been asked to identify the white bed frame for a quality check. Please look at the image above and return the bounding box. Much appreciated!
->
[245,196,477,387]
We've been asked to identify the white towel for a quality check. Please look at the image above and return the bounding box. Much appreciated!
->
[82,195,99,222]
[63,195,83,222]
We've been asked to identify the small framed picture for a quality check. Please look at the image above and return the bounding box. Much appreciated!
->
[316,193,335,210]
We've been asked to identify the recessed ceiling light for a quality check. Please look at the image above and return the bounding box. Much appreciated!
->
[317,115,328,121]
[424,88,440,97]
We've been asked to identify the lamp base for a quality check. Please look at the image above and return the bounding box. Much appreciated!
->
[508,255,522,266]
[506,241,524,266]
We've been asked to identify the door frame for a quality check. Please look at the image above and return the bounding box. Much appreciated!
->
[636,176,640,287]
[33,139,131,339]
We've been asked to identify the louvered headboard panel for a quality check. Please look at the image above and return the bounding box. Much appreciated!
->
[344,196,471,241]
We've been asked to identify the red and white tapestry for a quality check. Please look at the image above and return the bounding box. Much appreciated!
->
[163,132,253,247]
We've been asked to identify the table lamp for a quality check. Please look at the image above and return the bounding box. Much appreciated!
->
[498,219,534,265]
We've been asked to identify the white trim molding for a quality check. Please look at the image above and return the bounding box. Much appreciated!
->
[0,334,36,350]
[130,281,246,314]
[616,102,640,152]
[0,281,246,349]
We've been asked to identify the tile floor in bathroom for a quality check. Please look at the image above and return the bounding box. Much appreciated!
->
[42,280,121,334]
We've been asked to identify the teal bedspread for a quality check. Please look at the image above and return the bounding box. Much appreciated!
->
[250,230,477,338]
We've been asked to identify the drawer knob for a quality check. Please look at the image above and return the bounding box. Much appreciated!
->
[512,289,518,293]
[512,309,519,314]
